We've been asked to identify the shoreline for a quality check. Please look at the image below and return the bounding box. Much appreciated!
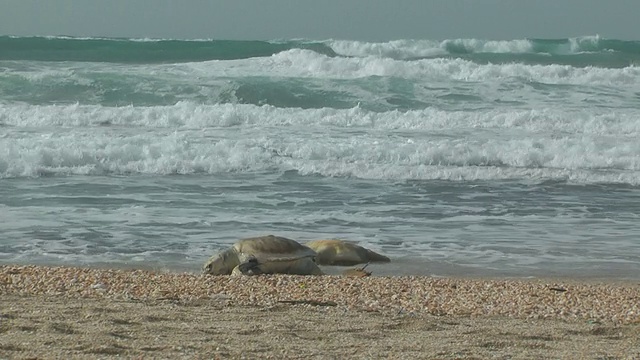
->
[4,259,640,283]
[2,264,639,358]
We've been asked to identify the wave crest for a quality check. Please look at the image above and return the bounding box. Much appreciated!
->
[329,36,640,59]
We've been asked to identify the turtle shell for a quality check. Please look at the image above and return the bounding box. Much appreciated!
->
[234,235,317,263]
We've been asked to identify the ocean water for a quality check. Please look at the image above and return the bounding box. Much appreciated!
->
[1,35,639,278]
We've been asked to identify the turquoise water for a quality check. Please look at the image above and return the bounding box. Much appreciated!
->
[1,35,639,278]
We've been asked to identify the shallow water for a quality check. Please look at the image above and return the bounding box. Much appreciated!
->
[2,174,639,278]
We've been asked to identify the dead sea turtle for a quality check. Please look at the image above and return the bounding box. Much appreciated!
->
[305,239,390,266]
[202,235,323,276]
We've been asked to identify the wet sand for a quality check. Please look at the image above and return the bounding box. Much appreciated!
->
[1,265,639,359]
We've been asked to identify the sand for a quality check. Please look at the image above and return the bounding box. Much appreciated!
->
[1,265,639,359]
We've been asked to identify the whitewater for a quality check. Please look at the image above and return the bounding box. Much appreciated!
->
[1,35,639,278]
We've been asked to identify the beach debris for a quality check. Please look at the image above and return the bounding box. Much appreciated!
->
[549,287,567,292]
[90,282,108,291]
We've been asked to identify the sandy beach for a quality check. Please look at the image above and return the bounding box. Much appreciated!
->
[1,265,639,359]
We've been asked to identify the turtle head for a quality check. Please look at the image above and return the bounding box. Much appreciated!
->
[202,248,239,275]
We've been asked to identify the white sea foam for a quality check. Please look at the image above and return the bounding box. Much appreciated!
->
[329,38,535,59]
[329,39,449,59]
[2,102,639,136]
[182,50,640,86]
[1,105,639,184]
[328,36,610,59]
[568,35,602,53]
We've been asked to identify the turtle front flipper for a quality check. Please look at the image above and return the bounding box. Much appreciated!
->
[232,254,324,276]
[231,256,264,276]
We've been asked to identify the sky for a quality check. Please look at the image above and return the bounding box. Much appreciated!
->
[0,0,638,41]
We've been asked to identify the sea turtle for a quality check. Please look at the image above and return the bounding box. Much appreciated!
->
[202,235,323,276]
[305,239,390,266]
